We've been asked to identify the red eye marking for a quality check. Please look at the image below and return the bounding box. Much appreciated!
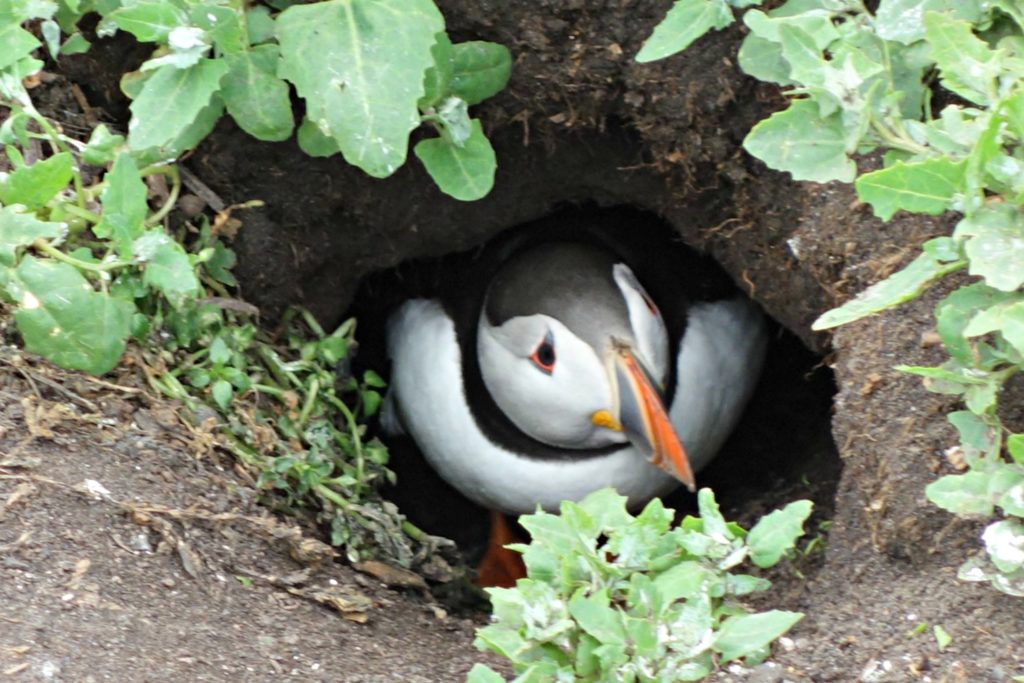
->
[530,332,556,374]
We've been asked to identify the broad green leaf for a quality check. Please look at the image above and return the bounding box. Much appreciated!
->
[999,479,1024,516]
[697,488,730,542]
[935,284,1012,364]
[414,119,496,201]
[82,123,125,165]
[434,96,471,144]
[211,378,233,409]
[577,487,632,531]
[420,32,453,109]
[245,5,275,44]
[276,0,444,178]
[747,499,813,568]
[297,118,340,158]
[0,206,63,266]
[221,47,294,141]
[955,205,1024,291]
[926,471,994,515]
[93,152,147,257]
[127,60,228,152]
[778,23,826,88]
[636,0,733,63]
[876,0,984,44]
[743,9,839,49]
[0,151,72,209]
[568,589,625,645]
[923,11,1000,106]
[712,611,803,662]
[41,18,60,58]
[59,32,89,56]
[138,27,211,71]
[7,256,133,375]
[812,252,964,330]
[466,664,505,683]
[743,99,856,183]
[948,410,999,460]
[982,519,1024,574]
[0,25,40,71]
[854,158,967,221]
[189,4,243,55]
[100,1,187,42]
[737,33,790,85]
[449,41,511,105]
[652,560,712,602]
[134,231,201,306]
[1008,434,1024,465]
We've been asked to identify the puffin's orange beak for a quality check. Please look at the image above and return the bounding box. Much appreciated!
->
[599,344,695,492]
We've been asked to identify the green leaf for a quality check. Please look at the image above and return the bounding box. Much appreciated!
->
[926,471,994,515]
[419,32,453,109]
[414,119,496,201]
[568,588,625,645]
[955,205,1024,292]
[449,41,512,106]
[982,519,1024,574]
[93,152,147,257]
[82,123,125,166]
[948,410,999,460]
[652,560,713,602]
[211,378,233,409]
[0,151,73,209]
[743,99,856,183]
[1008,434,1024,465]
[134,231,201,306]
[189,4,243,55]
[0,25,41,71]
[876,0,984,45]
[933,624,953,652]
[855,158,967,221]
[923,11,1000,106]
[812,252,964,330]
[245,5,276,44]
[221,47,294,141]
[748,499,813,568]
[297,118,340,158]
[0,206,63,266]
[127,60,228,152]
[712,611,803,662]
[276,0,444,178]
[737,33,790,85]
[7,256,133,375]
[636,0,733,63]
[577,487,632,531]
[935,284,1012,365]
[466,664,505,683]
[100,1,187,42]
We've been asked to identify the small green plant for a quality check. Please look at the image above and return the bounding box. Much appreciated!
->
[640,0,1024,596]
[0,0,481,562]
[468,488,812,682]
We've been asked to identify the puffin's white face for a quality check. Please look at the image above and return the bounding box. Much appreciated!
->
[477,313,621,448]
[476,262,670,450]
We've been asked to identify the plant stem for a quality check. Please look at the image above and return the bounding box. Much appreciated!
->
[32,238,130,272]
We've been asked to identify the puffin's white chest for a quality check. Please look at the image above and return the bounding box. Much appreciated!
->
[382,297,766,514]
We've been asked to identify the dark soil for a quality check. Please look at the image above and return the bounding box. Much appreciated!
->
[5,0,1024,681]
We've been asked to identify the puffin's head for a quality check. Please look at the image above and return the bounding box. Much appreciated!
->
[476,242,695,491]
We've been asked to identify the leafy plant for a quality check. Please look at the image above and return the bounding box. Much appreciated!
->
[0,0,478,562]
[640,0,1024,596]
[4,0,509,203]
[469,488,811,682]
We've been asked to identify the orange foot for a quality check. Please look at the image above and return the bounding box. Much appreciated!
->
[475,510,527,588]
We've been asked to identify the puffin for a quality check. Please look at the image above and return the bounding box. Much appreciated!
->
[379,216,768,526]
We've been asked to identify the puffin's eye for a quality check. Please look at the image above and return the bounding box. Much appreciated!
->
[530,332,556,374]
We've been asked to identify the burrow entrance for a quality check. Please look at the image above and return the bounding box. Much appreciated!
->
[348,205,840,564]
